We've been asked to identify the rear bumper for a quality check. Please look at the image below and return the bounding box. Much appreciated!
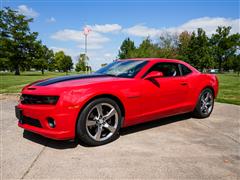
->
[16,103,80,140]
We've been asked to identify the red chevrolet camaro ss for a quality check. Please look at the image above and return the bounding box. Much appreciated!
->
[16,58,219,146]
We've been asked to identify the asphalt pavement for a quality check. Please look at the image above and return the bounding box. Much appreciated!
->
[1,96,240,179]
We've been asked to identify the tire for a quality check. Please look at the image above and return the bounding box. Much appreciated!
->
[76,98,122,146]
[193,88,214,118]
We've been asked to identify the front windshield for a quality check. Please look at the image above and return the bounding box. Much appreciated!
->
[95,60,148,78]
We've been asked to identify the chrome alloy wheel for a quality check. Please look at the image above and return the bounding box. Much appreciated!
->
[85,103,119,141]
[200,91,213,115]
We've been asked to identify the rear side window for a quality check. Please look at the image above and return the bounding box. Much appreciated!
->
[148,63,181,77]
[180,64,192,76]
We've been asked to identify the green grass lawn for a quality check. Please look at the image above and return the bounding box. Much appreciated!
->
[1,71,239,105]
[216,73,240,105]
[0,71,81,94]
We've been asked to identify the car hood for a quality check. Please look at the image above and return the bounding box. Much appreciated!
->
[21,74,134,96]
[33,74,115,86]
[27,73,131,89]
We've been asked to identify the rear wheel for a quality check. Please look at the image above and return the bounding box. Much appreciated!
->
[77,98,122,146]
[193,88,214,118]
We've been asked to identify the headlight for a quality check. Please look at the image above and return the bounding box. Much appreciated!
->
[20,94,59,105]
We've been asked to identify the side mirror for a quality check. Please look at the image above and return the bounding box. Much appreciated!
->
[144,71,163,80]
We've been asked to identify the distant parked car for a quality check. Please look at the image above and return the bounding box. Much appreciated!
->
[209,69,219,74]
[16,58,219,146]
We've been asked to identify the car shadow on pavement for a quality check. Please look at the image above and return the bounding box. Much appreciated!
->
[120,113,192,136]
[23,130,80,149]
[23,113,192,149]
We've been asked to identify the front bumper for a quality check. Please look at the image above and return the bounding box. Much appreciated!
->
[16,103,80,140]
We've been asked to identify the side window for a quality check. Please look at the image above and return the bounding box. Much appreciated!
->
[148,63,181,77]
[180,64,192,76]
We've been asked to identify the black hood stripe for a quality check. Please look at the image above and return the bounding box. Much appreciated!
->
[35,74,109,86]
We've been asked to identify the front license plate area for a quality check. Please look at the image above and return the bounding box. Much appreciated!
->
[15,106,24,124]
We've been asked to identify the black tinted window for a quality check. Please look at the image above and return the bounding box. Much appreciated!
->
[180,64,192,76]
[148,63,180,77]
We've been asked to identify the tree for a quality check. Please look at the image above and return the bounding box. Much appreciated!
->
[211,26,240,72]
[55,51,73,74]
[0,57,10,71]
[178,31,192,62]
[75,54,89,72]
[226,55,240,76]
[157,33,179,59]
[134,37,158,58]
[232,55,240,76]
[33,42,54,74]
[118,38,136,59]
[187,28,214,71]
[0,7,38,75]
[63,55,73,74]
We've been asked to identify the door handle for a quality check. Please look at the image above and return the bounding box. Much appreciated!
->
[180,82,188,86]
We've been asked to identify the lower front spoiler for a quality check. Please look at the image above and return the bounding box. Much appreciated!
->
[18,123,74,140]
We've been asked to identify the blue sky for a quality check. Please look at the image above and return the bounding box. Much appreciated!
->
[2,0,240,70]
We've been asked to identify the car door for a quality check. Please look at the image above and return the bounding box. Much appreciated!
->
[141,62,190,121]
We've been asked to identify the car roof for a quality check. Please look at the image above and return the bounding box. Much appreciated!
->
[118,58,184,63]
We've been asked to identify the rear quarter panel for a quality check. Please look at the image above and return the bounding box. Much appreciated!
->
[188,73,219,110]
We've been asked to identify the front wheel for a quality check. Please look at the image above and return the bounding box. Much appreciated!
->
[193,88,214,118]
[76,98,122,146]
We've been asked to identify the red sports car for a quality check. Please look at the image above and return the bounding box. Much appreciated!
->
[16,58,219,146]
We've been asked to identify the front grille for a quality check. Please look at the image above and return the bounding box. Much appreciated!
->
[23,115,42,128]
[21,94,59,105]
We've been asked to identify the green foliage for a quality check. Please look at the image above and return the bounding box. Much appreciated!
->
[54,51,73,74]
[178,31,192,62]
[32,42,54,74]
[224,55,240,75]
[134,38,159,58]
[75,54,89,72]
[0,7,38,75]
[118,26,239,72]
[157,33,179,59]
[0,7,60,75]
[211,26,240,72]
[118,38,136,59]
[187,28,214,70]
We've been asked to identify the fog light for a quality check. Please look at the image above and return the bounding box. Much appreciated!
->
[47,117,56,128]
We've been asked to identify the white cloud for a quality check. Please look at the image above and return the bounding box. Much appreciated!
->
[17,5,39,18]
[46,17,56,23]
[51,29,109,43]
[104,53,112,58]
[124,17,240,37]
[86,24,122,33]
[123,24,161,37]
[176,17,240,35]
[51,29,110,51]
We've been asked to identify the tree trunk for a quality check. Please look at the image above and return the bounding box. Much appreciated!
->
[41,68,44,75]
[14,64,20,75]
